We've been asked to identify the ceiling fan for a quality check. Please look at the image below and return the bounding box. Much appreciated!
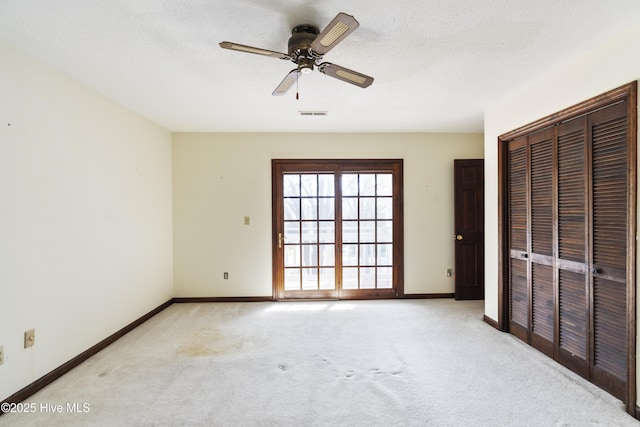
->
[219,12,374,96]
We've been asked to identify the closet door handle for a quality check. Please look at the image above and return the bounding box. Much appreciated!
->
[591,267,601,274]
[521,253,528,259]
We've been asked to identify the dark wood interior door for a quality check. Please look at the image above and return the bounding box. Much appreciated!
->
[454,159,484,300]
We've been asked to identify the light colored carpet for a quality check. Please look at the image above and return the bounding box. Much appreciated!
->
[1,299,638,426]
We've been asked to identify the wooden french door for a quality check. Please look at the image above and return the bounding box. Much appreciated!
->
[501,82,637,408]
[272,159,403,300]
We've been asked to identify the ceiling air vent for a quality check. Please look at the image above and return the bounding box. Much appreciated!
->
[299,111,328,116]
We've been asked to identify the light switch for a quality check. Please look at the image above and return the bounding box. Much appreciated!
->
[24,329,35,348]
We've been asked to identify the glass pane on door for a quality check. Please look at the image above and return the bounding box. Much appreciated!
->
[283,173,336,291]
[340,173,394,290]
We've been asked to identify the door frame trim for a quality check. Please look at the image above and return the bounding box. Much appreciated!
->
[497,81,637,414]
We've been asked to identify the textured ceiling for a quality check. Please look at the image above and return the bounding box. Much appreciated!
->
[1,0,639,133]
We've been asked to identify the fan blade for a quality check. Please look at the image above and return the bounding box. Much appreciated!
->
[318,63,374,88]
[273,69,300,96]
[309,12,359,55]
[219,41,290,60]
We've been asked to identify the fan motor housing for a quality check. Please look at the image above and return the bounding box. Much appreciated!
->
[288,24,319,58]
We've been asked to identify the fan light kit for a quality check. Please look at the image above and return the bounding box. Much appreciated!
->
[220,12,373,96]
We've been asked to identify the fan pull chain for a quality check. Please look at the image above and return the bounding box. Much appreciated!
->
[296,71,299,100]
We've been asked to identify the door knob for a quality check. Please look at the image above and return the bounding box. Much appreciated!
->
[455,234,463,241]
[591,267,601,274]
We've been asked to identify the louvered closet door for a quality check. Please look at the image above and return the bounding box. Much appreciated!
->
[508,137,529,342]
[589,101,628,401]
[529,128,555,357]
[502,84,635,407]
[556,117,589,377]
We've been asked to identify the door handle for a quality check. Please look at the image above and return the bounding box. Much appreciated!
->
[591,267,601,274]
[455,234,463,241]
[521,253,528,259]
[278,232,283,249]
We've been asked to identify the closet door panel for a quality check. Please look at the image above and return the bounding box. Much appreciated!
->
[590,101,628,401]
[508,138,529,340]
[509,258,528,341]
[529,128,554,355]
[593,277,627,399]
[558,269,588,377]
[530,130,554,260]
[591,102,628,280]
[531,263,554,356]
[557,119,587,263]
[509,140,528,253]
[556,118,589,376]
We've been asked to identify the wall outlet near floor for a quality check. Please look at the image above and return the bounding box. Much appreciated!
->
[224,272,229,280]
[24,329,35,348]
[447,268,453,277]
[0,346,4,365]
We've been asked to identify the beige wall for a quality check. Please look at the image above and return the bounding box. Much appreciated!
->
[483,24,640,402]
[0,41,174,400]
[172,132,484,297]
